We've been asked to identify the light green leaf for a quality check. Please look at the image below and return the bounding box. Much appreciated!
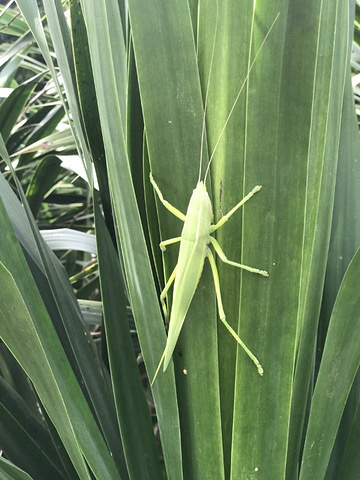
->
[128,0,221,477]
[0,457,34,480]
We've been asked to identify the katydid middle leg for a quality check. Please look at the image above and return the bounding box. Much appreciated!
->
[210,237,269,277]
[160,237,181,251]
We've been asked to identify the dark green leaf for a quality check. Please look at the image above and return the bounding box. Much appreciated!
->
[300,247,360,480]
[26,155,62,217]
[95,199,163,480]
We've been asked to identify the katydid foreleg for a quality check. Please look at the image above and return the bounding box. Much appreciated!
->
[210,185,262,232]
[150,172,186,220]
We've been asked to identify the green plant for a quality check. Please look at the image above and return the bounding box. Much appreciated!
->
[0,1,359,479]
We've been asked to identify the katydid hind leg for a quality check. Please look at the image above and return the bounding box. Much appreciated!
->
[207,249,264,376]
[151,349,166,386]
[160,264,177,321]
[152,264,177,386]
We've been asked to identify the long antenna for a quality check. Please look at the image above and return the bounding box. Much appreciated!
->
[203,12,280,182]
[198,0,219,183]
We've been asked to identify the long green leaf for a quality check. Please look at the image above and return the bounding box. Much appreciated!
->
[0,377,68,480]
[0,136,121,479]
[318,56,360,479]
[0,261,120,479]
[0,80,36,142]
[287,1,349,476]
[70,0,114,240]
[0,457,33,480]
[196,4,289,477]
[128,1,224,478]
[78,1,183,479]
[299,247,360,480]
[16,0,92,182]
[94,199,163,480]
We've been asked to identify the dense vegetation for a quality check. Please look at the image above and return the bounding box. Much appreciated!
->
[0,1,359,479]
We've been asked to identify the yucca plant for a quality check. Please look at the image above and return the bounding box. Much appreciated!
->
[0,1,359,480]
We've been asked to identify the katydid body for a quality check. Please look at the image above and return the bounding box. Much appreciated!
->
[150,174,268,383]
[162,181,212,371]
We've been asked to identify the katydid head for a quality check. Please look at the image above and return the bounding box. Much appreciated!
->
[188,181,213,224]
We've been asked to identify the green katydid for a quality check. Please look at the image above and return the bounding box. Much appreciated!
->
[150,11,278,384]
